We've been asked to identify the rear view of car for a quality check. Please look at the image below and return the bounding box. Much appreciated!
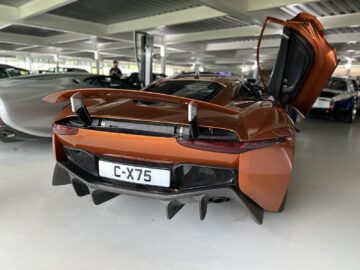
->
[43,12,337,224]
[311,77,359,122]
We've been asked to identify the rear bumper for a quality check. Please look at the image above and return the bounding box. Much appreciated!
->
[53,160,264,224]
[310,108,334,114]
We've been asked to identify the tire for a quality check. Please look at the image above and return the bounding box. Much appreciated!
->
[343,105,357,123]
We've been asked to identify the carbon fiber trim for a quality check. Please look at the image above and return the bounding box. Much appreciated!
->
[52,161,264,224]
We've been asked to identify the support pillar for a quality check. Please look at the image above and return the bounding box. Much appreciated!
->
[160,45,166,75]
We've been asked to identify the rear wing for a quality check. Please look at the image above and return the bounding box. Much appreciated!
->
[43,88,240,116]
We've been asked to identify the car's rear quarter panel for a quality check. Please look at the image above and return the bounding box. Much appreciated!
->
[239,137,295,211]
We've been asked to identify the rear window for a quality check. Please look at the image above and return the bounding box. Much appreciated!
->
[145,80,224,101]
[326,78,347,91]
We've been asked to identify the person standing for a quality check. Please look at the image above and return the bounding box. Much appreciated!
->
[109,60,122,79]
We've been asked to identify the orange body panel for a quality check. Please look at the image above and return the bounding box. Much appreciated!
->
[239,137,295,211]
[53,110,295,211]
[55,129,239,168]
[46,12,337,214]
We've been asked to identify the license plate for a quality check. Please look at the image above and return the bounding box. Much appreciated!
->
[313,98,330,109]
[98,160,171,187]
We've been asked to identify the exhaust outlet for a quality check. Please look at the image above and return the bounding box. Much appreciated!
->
[2,130,15,139]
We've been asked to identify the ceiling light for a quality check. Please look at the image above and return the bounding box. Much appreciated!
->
[350,25,359,28]
[347,50,355,53]
[345,62,352,69]
[347,41,357,44]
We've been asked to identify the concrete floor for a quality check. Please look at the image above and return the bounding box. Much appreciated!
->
[0,118,359,270]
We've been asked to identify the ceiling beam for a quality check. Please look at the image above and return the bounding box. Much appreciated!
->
[0,32,45,46]
[206,38,280,51]
[199,0,317,13]
[319,12,360,29]
[206,32,360,52]
[0,4,17,21]
[246,0,317,11]
[0,3,132,43]
[45,33,92,44]
[18,0,78,20]
[166,12,360,46]
[20,13,106,36]
[107,6,225,34]
[326,32,360,44]
[97,41,133,51]
[165,25,269,45]
[0,20,12,30]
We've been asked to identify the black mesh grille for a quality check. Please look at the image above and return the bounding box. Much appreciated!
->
[64,147,98,176]
[174,164,236,189]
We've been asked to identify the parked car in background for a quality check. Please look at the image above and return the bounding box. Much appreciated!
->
[311,77,359,122]
[37,67,89,74]
[123,72,166,89]
[0,73,136,142]
[0,64,30,78]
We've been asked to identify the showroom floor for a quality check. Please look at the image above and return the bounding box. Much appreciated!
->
[0,118,359,270]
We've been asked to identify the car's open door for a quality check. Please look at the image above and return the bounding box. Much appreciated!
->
[257,12,337,117]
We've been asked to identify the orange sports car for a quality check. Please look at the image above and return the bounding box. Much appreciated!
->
[44,13,337,224]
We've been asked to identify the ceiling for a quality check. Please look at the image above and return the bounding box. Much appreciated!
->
[0,0,358,71]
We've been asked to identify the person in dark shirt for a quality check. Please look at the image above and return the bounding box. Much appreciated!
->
[109,60,122,79]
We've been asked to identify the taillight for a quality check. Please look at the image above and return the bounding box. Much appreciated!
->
[0,117,4,126]
[177,136,290,154]
[329,99,335,110]
[53,124,78,135]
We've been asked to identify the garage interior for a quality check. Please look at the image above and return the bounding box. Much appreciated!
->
[0,0,359,269]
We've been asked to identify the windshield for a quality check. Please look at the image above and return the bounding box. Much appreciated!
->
[144,80,224,101]
[6,68,29,77]
[326,78,347,91]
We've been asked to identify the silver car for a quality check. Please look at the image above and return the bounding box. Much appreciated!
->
[0,73,128,142]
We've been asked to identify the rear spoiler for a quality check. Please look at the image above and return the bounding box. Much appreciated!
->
[43,88,240,115]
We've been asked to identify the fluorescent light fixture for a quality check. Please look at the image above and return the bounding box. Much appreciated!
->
[345,62,352,69]
[347,41,357,44]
